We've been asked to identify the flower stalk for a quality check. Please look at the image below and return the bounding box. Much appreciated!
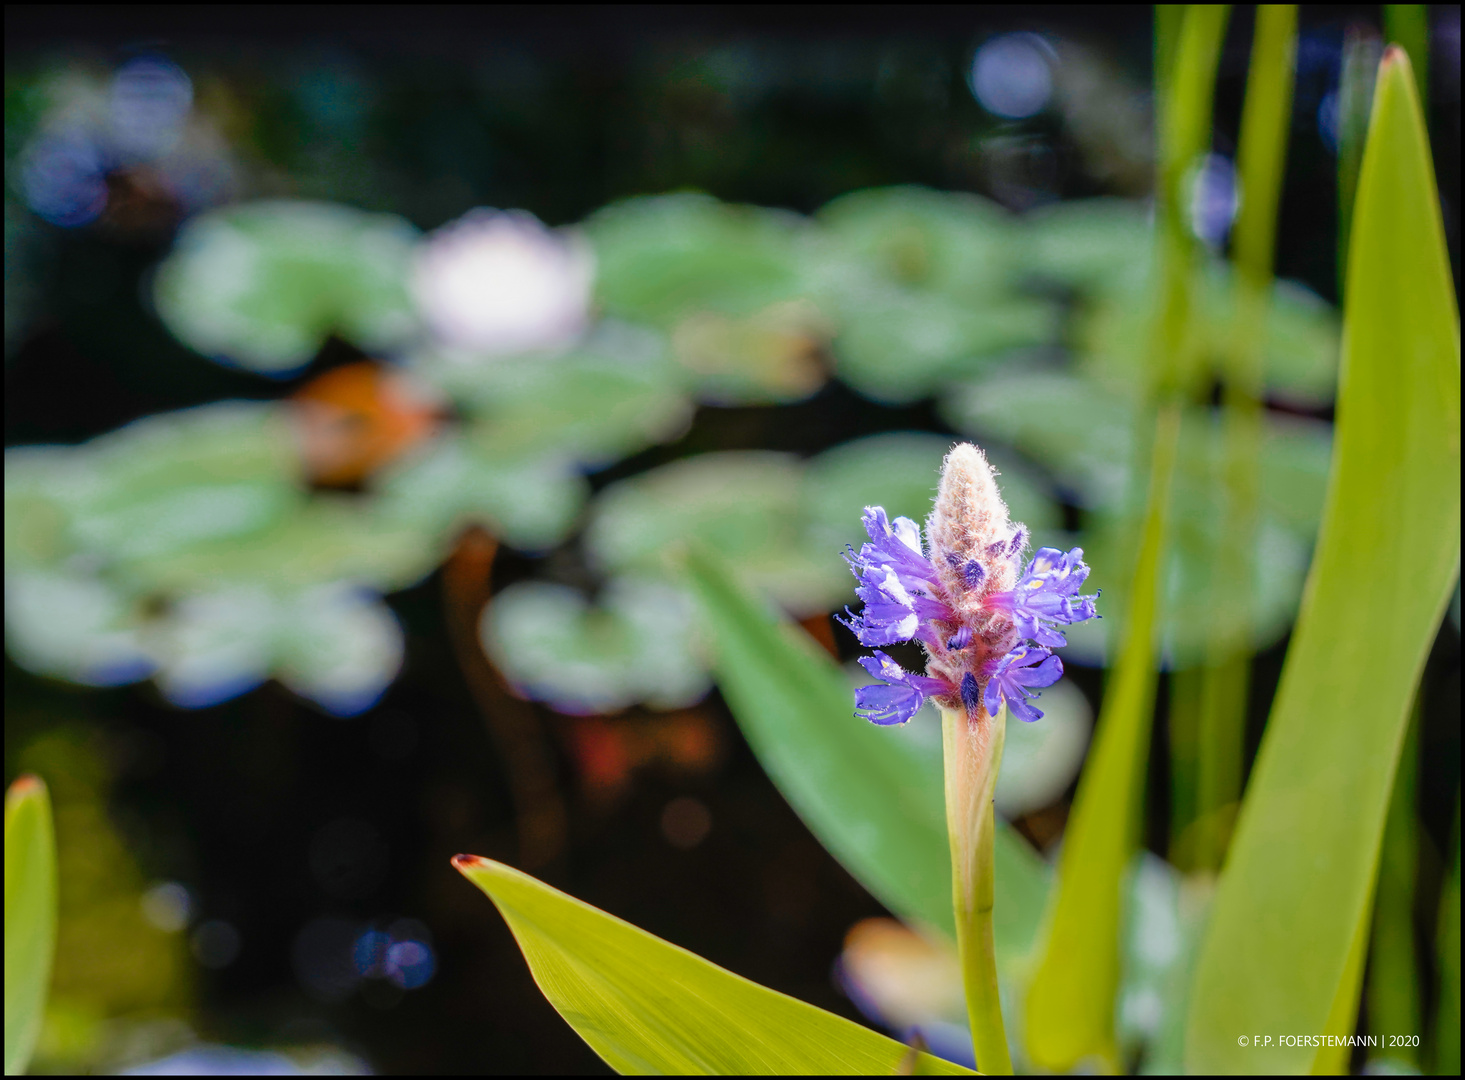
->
[943,701,1013,1075]
[837,442,1099,1075]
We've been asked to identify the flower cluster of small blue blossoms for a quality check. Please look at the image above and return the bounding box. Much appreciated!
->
[839,444,1098,726]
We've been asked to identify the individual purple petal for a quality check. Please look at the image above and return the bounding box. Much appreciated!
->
[982,645,1063,723]
[841,506,955,648]
[1007,649,1063,688]
[987,546,1099,648]
[854,650,944,725]
[857,507,940,586]
[857,651,905,683]
[839,565,921,646]
[855,681,926,725]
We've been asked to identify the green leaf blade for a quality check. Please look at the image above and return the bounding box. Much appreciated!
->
[452,855,973,1075]
[1184,48,1460,1075]
[5,775,58,1077]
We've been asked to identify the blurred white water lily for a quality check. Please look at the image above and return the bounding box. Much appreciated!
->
[411,208,595,356]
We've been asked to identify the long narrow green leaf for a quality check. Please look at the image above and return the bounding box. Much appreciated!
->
[1194,2,1298,872]
[4,775,57,1077]
[682,545,1049,958]
[1184,48,1460,1074]
[452,855,973,1075]
[1024,403,1181,1071]
[1024,6,1228,1070]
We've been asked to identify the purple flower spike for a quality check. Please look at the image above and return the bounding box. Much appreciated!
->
[982,645,1063,723]
[989,546,1100,648]
[841,452,1100,730]
[855,651,950,725]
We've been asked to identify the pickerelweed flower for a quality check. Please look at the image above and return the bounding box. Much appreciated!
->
[842,443,1098,725]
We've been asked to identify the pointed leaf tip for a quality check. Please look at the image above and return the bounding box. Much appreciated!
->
[450,853,487,872]
[6,775,45,799]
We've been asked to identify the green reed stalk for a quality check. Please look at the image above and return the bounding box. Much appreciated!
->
[1194,3,1297,872]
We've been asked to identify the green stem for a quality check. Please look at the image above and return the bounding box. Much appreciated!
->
[942,703,1012,1075]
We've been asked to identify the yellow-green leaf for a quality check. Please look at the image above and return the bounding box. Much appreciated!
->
[1184,48,1460,1074]
[5,775,57,1077]
[452,855,974,1076]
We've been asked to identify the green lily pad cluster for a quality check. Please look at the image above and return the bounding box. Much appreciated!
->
[3,402,434,714]
[942,369,1332,666]
[482,576,710,716]
[11,188,1340,714]
[383,324,693,552]
[153,201,421,376]
[585,188,1059,406]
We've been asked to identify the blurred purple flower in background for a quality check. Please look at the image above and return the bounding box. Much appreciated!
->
[19,55,236,228]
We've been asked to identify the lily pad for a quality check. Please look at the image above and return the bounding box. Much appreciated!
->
[5,402,301,569]
[481,576,710,715]
[154,200,420,374]
[831,295,1057,405]
[373,435,589,553]
[119,494,441,596]
[4,404,431,712]
[586,451,845,616]
[1020,198,1154,294]
[669,299,832,406]
[813,188,1057,405]
[3,569,156,687]
[446,328,694,467]
[586,194,812,326]
[816,186,1019,300]
[150,583,403,715]
[941,369,1138,508]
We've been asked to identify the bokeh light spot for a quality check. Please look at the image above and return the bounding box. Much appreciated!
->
[970,34,1054,119]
